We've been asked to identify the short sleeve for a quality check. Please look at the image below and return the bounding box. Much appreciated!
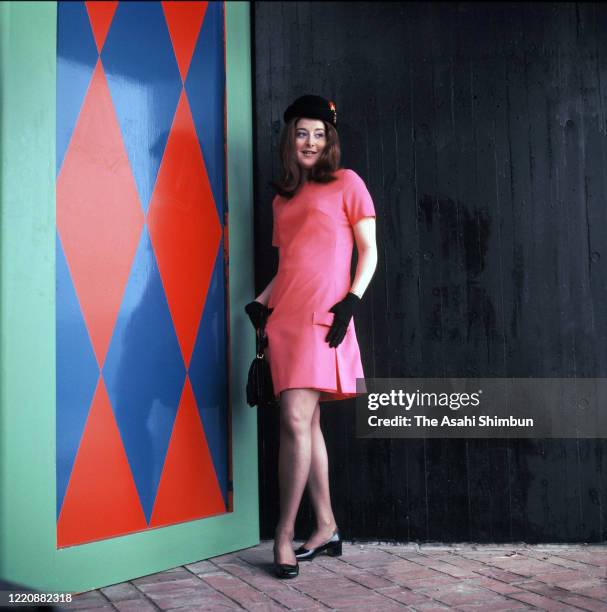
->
[271,195,279,247]
[343,169,376,226]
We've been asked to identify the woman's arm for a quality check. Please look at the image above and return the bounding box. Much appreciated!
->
[254,275,276,306]
[350,217,377,298]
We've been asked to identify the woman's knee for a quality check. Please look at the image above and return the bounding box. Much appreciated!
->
[280,408,312,438]
[279,389,319,436]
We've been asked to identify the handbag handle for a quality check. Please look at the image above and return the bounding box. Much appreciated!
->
[255,307,272,359]
[256,325,268,359]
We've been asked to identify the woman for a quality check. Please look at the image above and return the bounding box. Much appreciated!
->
[245,95,377,579]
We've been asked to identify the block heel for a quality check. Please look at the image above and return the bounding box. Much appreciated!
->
[294,529,342,561]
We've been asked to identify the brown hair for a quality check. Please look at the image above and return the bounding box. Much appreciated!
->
[268,117,341,199]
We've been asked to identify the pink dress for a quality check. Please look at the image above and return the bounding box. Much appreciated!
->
[265,168,376,402]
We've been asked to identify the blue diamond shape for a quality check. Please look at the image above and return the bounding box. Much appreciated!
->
[190,239,229,507]
[102,226,186,522]
[185,0,225,220]
[56,231,100,519]
[57,1,98,176]
[101,1,182,214]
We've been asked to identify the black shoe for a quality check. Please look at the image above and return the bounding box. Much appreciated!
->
[273,545,299,578]
[294,529,342,561]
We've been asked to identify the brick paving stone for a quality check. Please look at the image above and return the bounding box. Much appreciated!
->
[295,564,337,578]
[311,556,359,573]
[377,561,451,581]
[428,554,489,572]
[132,568,193,585]
[466,576,525,595]
[337,549,403,568]
[172,607,241,612]
[237,548,275,567]
[153,591,242,610]
[390,574,461,591]
[333,603,408,611]
[316,593,408,609]
[291,576,370,596]
[201,572,251,590]
[473,566,529,583]
[376,544,421,554]
[411,559,479,578]
[507,589,585,611]
[421,583,511,607]
[514,578,578,598]
[63,542,607,612]
[99,583,140,602]
[457,601,533,611]
[137,576,214,598]
[523,550,597,568]
[550,550,607,563]
[366,559,428,578]
[375,585,435,606]
[62,592,112,610]
[213,561,258,578]
[184,559,217,574]
[531,569,603,585]
[490,558,574,576]
[341,570,395,589]
[242,600,287,611]
[113,600,158,612]
[559,595,607,611]
[575,584,607,599]
[546,578,606,593]
[260,586,325,609]
[213,586,275,608]
[231,572,295,594]
[65,606,115,612]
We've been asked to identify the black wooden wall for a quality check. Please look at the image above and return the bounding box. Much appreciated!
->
[251,2,607,543]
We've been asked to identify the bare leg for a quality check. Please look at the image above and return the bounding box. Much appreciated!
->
[302,402,338,549]
[274,388,320,565]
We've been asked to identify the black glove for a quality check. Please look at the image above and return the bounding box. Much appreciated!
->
[245,300,269,330]
[325,292,361,348]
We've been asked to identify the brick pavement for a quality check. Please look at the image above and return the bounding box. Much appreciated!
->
[63,541,607,611]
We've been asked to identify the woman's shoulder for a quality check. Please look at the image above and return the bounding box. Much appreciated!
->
[337,168,367,188]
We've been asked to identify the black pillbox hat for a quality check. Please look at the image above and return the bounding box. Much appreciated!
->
[283,94,337,128]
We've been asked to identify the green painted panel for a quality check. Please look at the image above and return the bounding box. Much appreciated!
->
[0,1,258,592]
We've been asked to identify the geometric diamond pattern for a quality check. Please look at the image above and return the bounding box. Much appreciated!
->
[149,377,226,528]
[56,0,230,546]
[85,1,118,53]
[56,0,98,175]
[184,0,226,220]
[190,237,229,507]
[57,60,145,368]
[147,90,222,367]
[55,231,100,520]
[101,1,182,214]
[102,226,187,523]
[162,1,207,83]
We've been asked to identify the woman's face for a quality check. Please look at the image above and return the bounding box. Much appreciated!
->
[294,118,327,172]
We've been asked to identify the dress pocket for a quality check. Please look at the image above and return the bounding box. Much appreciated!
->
[312,311,352,334]
[312,311,335,326]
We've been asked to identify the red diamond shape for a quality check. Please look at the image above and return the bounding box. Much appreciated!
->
[86,1,118,54]
[147,90,222,367]
[162,1,207,82]
[149,377,225,527]
[57,60,144,367]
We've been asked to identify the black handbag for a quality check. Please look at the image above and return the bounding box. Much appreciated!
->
[246,322,277,408]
